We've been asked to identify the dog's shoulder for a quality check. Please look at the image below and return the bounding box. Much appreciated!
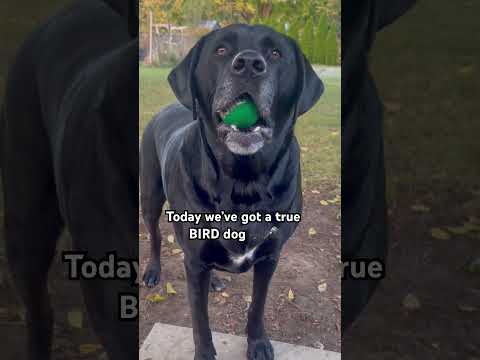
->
[154,102,192,121]
[148,103,194,136]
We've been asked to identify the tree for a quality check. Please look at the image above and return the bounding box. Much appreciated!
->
[286,18,300,42]
[313,14,327,64]
[302,18,315,63]
[139,0,341,65]
[325,27,338,65]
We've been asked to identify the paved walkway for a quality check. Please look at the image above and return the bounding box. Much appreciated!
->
[313,65,341,79]
[140,323,341,360]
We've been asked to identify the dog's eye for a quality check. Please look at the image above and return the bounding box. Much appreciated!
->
[271,49,281,59]
[216,47,227,56]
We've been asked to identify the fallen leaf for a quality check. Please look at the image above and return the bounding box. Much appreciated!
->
[320,200,329,206]
[384,101,402,113]
[79,344,102,354]
[308,227,317,236]
[311,190,320,194]
[166,282,177,295]
[167,234,175,243]
[463,222,480,232]
[214,297,226,305]
[458,303,478,312]
[244,296,252,303]
[67,310,83,329]
[221,292,230,298]
[403,293,421,310]
[458,65,475,75]
[430,228,451,240]
[146,293,166,303]
[318,283,327,292]
[288,289,295,302]
[171,249,183,255]
[411,204,430,213]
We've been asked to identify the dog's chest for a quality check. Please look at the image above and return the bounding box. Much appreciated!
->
[200,224,279,273]
[208,242,259,273]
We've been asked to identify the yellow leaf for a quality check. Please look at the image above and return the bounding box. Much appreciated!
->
[403,293,421,310]
[288,289,295,302]
[411,204,430,212]
[167,234,175,243]
[171,248,183,255]
[79,344,102,354]
[67,310,83,329]
[166,282,177,295]
[146,293,166,303]
[430,228,451,240]
[463,222,480,232]
[221,292,230,298]
[318,283,327,292]
[308,227,317,236]
[320,200,329,206]
[458,65,475,75]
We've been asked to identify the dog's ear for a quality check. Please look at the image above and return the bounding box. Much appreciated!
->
[168,36,206,120]
[293,41,324,118]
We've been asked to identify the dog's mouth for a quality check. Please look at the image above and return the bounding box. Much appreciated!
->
[215,93,272,156]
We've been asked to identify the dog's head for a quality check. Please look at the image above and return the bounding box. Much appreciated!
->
[168,24,323,156]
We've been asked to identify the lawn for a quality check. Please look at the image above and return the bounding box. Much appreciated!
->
[344,2,480,359]
[139,65,340,191]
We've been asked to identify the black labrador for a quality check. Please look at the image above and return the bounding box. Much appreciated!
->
[141,24,323,360]
[1,1,138,359]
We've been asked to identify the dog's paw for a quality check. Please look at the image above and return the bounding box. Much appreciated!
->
[247,337,274,360]
[210,275,226,292]
[194,345,217,360]
[143,263,161,288]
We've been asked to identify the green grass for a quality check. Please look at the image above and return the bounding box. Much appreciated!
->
[371,0,480,203]
[140,65,340,191]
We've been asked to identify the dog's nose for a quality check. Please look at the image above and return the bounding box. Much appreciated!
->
[231,50,267,78]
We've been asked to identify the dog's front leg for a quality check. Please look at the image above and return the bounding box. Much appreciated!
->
[246,258,278,360]
[185,262,217,360]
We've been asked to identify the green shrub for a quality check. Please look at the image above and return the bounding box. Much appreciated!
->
[302,18,315,62]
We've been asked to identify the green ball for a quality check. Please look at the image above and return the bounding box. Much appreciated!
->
[223,101,259,129]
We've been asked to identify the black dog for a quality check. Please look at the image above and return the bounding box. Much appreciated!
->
[1,1,138,359]
[141,24,323,360]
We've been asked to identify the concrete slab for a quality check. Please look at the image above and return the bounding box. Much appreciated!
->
[140,323,341,360]
[313,65,341,79]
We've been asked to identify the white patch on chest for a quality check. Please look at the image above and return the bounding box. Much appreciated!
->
[230,246,258,266]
